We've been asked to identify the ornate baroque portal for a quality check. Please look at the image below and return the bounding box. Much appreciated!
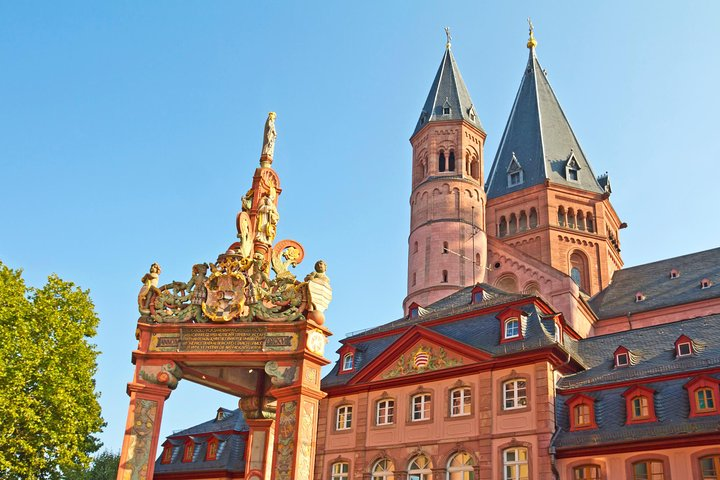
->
[117,113,332,480]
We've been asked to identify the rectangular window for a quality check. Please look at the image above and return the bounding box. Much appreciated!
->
[677,343,692,357]
[504,319,520,339]
[573,465,600,479]
[503,447,529,480]
[632,396,649,419]
[696,389,716,412]
[574,404,591,427]
[412,394,431,421]
[376,399,395,425]
[332,462,350,480]
[336,405,352,430]
[632,460,664,480]
[451,388,471,417]
[503,380,528,410]
[616,353,629,367]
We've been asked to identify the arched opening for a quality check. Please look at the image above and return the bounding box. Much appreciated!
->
[570,251,590,293]
[447,452,475,480]
[442,241,449,254]
[413,241,418,253]
[471,159,479,180]
[529,208,538,229]
[448,150,456,171]
[567,208,576,229]
[586,212,594,233]
[408,455,432,480]
[496,274,519,293]
[442,270,448,283]
[523,282,541,296]
[518,211,528,231]
[438,151,446,172]
[577,211,586,231]
[558,207,566,227]
[509,214,517,235]
[499,217,508,237]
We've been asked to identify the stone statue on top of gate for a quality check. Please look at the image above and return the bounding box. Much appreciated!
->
[136,112,331,325]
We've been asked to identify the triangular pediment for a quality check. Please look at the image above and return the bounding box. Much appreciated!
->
[507,152,522,173]
[348,325,491,385]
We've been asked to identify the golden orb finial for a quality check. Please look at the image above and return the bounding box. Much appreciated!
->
[527,18,537,50]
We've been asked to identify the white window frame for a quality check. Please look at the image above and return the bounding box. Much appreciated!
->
[336,405,352,430]
[450,387,471,417]
[372,459,395,480]
[408,455,432,480]
[677,342,692,357]
[504,318,520,339]
[411,393,431,421]
[342,353,354,371]
[503,380,527,410]
[503,447,529,480]
[446,452,475,480]
[376,399,395,425]
[331,462,350,480]
[616,352,629,367]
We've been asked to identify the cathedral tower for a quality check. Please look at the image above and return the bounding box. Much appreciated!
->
[404,34,487,313]
[485,26,623,296]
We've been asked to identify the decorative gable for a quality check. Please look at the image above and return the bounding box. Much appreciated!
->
[380,343,462,379]
[506,152,524,187]
[565,151,580,181]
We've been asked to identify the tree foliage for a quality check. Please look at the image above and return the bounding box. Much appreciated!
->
[0,262,104,479]
[64,450,119,480]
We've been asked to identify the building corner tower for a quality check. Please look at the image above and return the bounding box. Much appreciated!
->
[404,34,487,313]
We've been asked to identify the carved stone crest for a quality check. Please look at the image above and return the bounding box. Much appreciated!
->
[202,257,248,322]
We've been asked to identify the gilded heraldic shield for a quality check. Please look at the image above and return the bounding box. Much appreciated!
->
[202,257,247,322]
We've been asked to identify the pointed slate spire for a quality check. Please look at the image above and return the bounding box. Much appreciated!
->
[486,24,603,199]
[413,30,484,136]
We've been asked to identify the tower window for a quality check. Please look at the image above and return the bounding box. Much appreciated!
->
[439,151,446,172]
[499,217,508,237]
[529,208,538,228]
[508,171,522,186]
[507,152,524,187]
[442,270,448,283]
[442,241,449,254]
[558,207,566,227]
[566,153,580,182]
[568,168,578,181]
[448,151,456,171]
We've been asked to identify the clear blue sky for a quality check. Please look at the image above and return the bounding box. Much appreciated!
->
[2,1,719,456]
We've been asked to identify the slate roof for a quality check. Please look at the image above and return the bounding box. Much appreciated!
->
[554,314,720,450]
[322,285,569,389]
[154,408,249,476]
[412,45,484,136]
[486,48,604,199]
[589,247,720,319]
[555,374,720,450]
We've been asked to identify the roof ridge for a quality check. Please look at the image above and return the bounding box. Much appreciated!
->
[613,246,720,272]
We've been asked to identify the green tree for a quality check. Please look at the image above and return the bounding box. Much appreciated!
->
[64,450,119,480]
[0,262,104,479]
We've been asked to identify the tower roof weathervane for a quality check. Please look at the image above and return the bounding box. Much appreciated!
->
[445,26,452,49]
[527,18,537,50]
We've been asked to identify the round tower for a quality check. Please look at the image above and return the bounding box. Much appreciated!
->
[404,37,487,313]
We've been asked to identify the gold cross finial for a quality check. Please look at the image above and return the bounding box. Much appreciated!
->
[527,18,537,50]
[445,26,452,49]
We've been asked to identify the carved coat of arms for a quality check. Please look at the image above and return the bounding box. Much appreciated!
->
[202,257,247,322]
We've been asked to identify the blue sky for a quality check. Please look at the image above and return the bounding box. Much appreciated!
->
[2,1,719,455]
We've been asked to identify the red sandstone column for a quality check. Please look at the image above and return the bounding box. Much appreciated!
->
[116,382,172,480]
[245,418,276,480]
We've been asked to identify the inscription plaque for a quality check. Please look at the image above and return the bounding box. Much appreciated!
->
[180,327,267,352]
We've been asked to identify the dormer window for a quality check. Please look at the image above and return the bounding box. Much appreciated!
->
[420,111,427,124]
[504,318,519,339]
[161,444,173,464]
[669,268,680,279]
[182,440,195,463]
[701,278,713,289]
[206,437,219,461]
[498,308,525,343]
[685,376,720,417]
[507,153,524,187]
[616,352,629,367]
[635,292,646,302]
[565,152,580,182]
[342,353,354,371]
[442,98,451,115]
[623,386,657,424]
[468,104,477,121]
[471,285,484,304]
[566,394,597,431]
[408,302,421,319]
[675,334,694,357]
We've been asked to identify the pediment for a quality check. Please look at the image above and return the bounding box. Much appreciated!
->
[348,325,491,385]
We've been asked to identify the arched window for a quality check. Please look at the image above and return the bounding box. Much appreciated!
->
[450,387,471,417]
[503,447,528,480]
[518,211,528,231]
[570,251,589,293]
[342,353,354,371]
[503,379,527,410]
[447,452,475,480]
[448,150,456,171]
[577,211,585,231]
[471,159,479,180]
[412,272,416,286]
[700,455,720,480]
[523,282,540,296]
[439,151,446,172]
[443,241,449,254]
[376,399,395,425]
[504,318,520,339]
[499,217,508,237]
[509,214,517,234]
[586,213,594,233]
[408,455,432,480]
[558,207,566,227]
[442,270,448,283]
[567,208,576,228]
[529,208,538,228]
[496,274,518,294]
[372,458,395,480]
[332,462,350,480]
[573,464,601,479]
[631,460,665,480]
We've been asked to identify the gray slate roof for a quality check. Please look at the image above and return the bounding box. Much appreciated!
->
[412,46,484,136]
[323,285,566,389]
[555,373,720,450]
[486,49,604,198]
[154,408,249,476]
[589,247,720,319]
